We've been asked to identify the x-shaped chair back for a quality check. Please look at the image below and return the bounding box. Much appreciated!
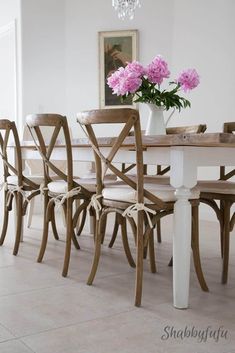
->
[77,108,165,209]
[0,119,38,189]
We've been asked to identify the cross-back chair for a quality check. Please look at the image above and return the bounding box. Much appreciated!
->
[26,114,92,277]
[0,119,45,255]
[199,122,235,284]
[109,124,207,248]
[23,124,71,229]
[77,108,208,307]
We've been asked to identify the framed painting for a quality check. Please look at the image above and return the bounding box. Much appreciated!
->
[99,30,138,109]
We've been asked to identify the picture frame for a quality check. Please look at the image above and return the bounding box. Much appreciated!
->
[99,29,138,109]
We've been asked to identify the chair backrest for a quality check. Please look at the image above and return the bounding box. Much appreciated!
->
[220,122,235,180]
[166,124,207,134]
[77,108,165,208]
[0,119,38,189]
[23,124,68,176]
[26,114,81,193]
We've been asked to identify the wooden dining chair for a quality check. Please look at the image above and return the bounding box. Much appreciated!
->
[26,114,93,277]
[77,108,208,306]
[23,125,70,229]
[199,122,235,284]
[0,119,46,255]
[109,124,207,248]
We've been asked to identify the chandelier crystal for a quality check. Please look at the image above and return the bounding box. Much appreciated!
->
[112,0,141,20]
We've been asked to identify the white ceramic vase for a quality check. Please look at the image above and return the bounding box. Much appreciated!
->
[145,104,166,136]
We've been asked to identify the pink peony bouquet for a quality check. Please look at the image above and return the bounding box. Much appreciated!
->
[107,55,200,111]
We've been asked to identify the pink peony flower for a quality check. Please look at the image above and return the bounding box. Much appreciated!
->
[107,66,142,96]
[177,68,200,92]
[107,67,124,94]
[145,55,170,84]
[125,61,145,77]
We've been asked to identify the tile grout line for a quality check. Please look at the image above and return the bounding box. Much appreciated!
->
[14,307,138,342]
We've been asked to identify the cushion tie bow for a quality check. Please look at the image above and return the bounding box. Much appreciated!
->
[122,203,156,229]
[87,194,102,220]
[50,186,82,210]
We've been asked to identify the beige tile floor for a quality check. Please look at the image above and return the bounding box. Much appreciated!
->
[0,211,234,353]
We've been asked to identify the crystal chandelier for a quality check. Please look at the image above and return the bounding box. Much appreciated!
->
[112,0,141,20]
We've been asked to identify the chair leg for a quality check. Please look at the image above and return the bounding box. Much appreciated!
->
[143,216,148,259]
[51,205,59,240]
[168,257,173,267]
[222,201,231,284]
[127,216,137,244]
[156,220,162,243]
[75,199,81,234]
[143,244,148,259]
[61,206,66,228]
[220,200,224,258]
[120,216,135,268]
[72,229,80,250]
[101,212,107,244]
[76,207,87,236]
[135,211,144,307]
[108,213,119,248]
[37,195,50,263]
[0,191,9,246]
[13,193,23,256]
[99,213,108,244]
[62,198,73,277]
[87,217,102,285]
[148,229,157,273]
[191,205,209,292]
[27,195,35,228]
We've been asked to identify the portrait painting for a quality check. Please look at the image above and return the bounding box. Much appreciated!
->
[99,30,138,108]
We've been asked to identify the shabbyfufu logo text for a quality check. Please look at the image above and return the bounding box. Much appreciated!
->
[161,326,228,343]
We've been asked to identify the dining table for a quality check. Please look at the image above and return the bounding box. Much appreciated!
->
[9,132,235,309]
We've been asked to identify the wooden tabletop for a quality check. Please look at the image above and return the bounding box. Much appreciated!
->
[16,133,235,149]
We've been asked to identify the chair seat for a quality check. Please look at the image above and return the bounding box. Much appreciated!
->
[198,180,235,195]
[7,175,44,186]
[48,178,120,194]
[80,172,117,181]
[103,183,200,203]
[128,174,170,184]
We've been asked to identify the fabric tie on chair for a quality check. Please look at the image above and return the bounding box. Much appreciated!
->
[87,194,102,220]
[122,203,156,229]
[6,185,29,207]
[50,186,82,210]
[37,184,49,199]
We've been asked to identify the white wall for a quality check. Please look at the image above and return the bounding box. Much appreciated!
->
[21,0,66,125]
[170,0,235,132]
[0,0,19,27]
[0,0,20,125]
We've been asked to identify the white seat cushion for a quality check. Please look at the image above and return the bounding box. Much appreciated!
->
[48,180,81,194]
[48,179,120,194]
[80,172,117,181]
[129,174,170,184]
[103,183,199,203]
[198,180,235,194]
[7,175,44,186]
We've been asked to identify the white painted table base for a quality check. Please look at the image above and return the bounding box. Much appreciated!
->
[15,144,235,309]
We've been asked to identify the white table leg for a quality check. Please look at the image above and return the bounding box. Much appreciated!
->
[170,147,197,309]
[173,187,192,308]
